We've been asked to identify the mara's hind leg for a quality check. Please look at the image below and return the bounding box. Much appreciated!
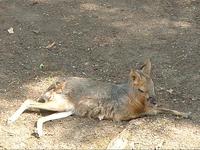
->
[7,99,74,124]
[36,111,73,137]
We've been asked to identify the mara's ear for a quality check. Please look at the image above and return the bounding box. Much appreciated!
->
[130,69,141,85]
[140,59,151,76]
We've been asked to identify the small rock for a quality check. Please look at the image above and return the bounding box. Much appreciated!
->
[39,64,45,69]
[8,27,14,34]
[191,97,196,101]
[85,62,89,65]
[82,72,86,75]
[166,89,173,94]
[73,31,78,34]
[32,30,40,34]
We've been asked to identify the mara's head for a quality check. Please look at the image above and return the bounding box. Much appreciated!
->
[129,59,156,105]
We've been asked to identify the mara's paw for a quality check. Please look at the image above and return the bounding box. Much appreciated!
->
[7,117,15,125]
[182,112,192,119]
[34,128,44,138]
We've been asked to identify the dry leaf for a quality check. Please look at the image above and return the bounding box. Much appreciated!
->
[46,42,55,49]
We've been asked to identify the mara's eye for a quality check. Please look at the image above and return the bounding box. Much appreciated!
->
[138,89,145,93]
[132,75,136,81]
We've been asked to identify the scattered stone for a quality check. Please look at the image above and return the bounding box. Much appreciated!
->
[39,64,45,69]
[8,27,14,34]
[166,89,173,94]
[32,30,40,34]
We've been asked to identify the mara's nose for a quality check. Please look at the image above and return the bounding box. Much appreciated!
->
[148,97,157,105]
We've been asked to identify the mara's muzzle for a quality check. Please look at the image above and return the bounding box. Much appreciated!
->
[148,97,157,105]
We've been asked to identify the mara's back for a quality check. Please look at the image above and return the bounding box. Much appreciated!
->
[65,77,128,103]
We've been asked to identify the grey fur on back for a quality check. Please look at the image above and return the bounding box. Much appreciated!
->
[64,77,129,102]
[63,77,132,120]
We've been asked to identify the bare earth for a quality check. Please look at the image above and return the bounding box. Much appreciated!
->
[0,0,200,149]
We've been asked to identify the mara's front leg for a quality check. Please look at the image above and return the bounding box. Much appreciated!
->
[136,107,192,119]
[153,107,191,118]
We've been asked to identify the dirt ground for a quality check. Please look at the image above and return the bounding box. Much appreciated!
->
[0,0,200,149]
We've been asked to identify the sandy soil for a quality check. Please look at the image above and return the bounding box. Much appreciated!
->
[0,0,200,149]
